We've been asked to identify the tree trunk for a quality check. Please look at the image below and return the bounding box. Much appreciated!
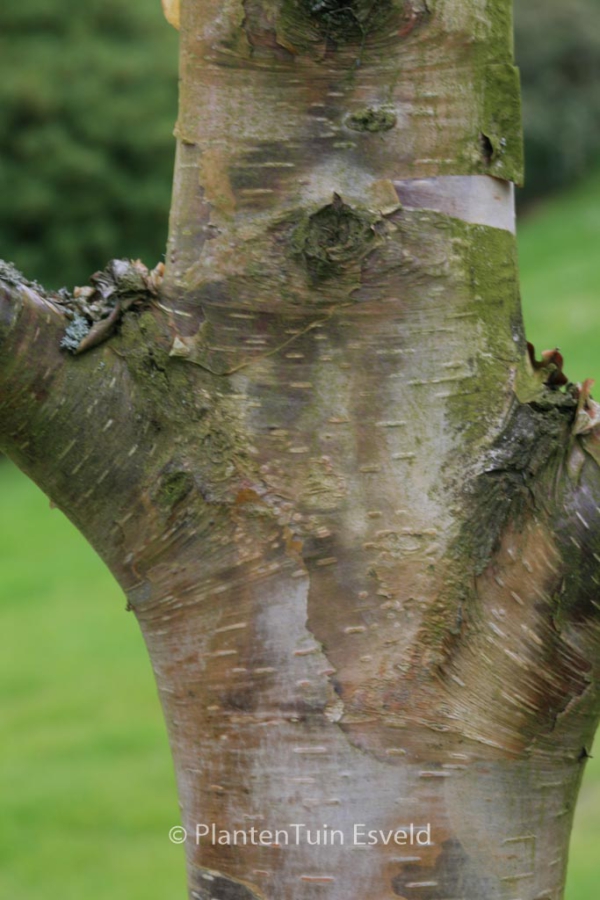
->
[2,1,600,898]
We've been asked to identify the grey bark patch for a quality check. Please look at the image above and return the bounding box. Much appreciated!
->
[392,838,495,898]
[192,872,263,900]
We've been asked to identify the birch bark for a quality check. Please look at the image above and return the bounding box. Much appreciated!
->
[1,2,600,899]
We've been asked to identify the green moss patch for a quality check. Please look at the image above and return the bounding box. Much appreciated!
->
[346,107,397,132]
[481,64,524,185]
[155,469,194,509]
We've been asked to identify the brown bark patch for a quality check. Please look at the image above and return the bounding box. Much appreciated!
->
[392,838,494,899]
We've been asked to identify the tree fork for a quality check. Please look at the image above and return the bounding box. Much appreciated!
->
[2,1,600,898]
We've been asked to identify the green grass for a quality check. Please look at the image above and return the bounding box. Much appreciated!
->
[519,168,600,385]
[568,750,600,900]
[1,171,600,898]
[0,466,186,900]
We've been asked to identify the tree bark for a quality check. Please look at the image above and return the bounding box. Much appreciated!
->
[2,1,600,898]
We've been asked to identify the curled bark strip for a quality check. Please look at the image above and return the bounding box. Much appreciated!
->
[527,340,569,387]
[161,0,180,30]
[58,259,164,355]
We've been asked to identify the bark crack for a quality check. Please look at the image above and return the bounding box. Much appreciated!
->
[169,306,350,376]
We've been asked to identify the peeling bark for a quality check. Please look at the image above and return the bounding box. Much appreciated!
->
[1,1,599,899]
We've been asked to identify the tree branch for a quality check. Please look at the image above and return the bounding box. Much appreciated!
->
[0,259,204,591]
[0,262,70,452]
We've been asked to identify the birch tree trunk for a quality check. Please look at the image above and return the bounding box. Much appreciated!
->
[2,1,600,898]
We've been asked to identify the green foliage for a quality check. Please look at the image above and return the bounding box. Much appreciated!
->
[0,0,178,288]
[516,0,600,202]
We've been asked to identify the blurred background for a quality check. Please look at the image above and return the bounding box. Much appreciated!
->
[0,0,599,897]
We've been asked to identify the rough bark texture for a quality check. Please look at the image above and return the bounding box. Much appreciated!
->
[2,2,600,899]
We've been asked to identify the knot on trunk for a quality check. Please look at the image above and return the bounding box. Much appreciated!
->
[291,193,378,282]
